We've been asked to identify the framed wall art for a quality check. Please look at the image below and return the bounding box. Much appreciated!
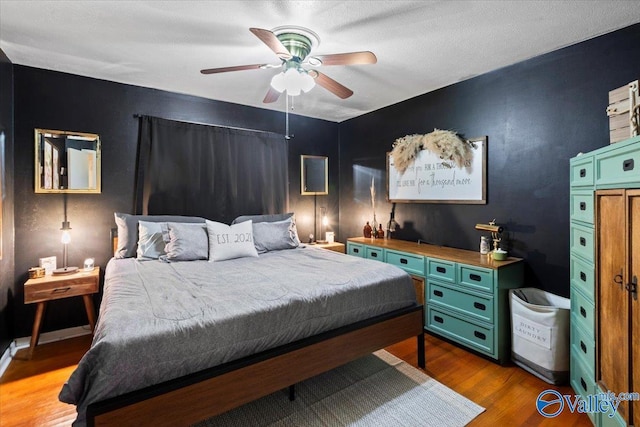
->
[387,135,487,204]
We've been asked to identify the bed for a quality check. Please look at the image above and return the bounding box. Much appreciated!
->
[59,214,425,426]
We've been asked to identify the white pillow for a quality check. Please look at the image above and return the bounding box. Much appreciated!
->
[137,221,166,259]
[206,220,259,262]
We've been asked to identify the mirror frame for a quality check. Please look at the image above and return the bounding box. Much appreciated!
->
[300,155,328,195]
[34,128,101,194]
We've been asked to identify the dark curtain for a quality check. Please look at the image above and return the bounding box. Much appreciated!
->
[135,116,288,223]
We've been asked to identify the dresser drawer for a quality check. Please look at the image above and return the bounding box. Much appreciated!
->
[571,287,595,335]
[571,319,595,377]
[426,307,494,355]
[427,281,494,324]
[570,255,594,300]
[24,275,98,304]
[385,250,425,276]
[570,155,594,187]
[365,246,383,261]
[595,140,640,186]
[458,265,493,294]
[426,259,455,283]
[570,223,594,263]
[346,242,364,257]
[571,352,596,402]
[570,191,594,224]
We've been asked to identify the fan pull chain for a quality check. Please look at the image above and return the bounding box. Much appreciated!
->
[285,94,295,140]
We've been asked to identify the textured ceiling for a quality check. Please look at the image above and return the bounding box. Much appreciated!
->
[1,1,640,122]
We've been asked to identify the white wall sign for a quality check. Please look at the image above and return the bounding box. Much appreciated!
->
[387,136,487,204]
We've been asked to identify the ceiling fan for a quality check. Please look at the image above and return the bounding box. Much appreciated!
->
[200,26,377,103]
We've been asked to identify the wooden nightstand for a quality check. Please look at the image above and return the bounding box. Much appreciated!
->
[313,242,346,253]
[24,267,99,358]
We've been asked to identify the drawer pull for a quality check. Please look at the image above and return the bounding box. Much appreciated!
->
[371,252,378,258]
[436,266,446,273]
[433,290,443,297]
[580,378,587,392]
[353,248,359,254]
[474,331,486,340]
[580,272,586,282]
[434,315,444,324]
[580,306,587,318]
[623,159,634,171]
[579,237,586,246]
[580,340,587,354]
[400,258,408,265]
[469,274,482,282]
[473,302,486,311]
[579,202,586,211]
[579,168,586,178]
[52,287,71,294]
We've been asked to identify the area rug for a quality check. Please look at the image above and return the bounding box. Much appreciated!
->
[195,350,485,426]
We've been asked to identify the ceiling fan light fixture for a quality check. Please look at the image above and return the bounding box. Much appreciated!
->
[270,68,315,96]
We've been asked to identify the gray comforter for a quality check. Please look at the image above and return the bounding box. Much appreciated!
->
[59,246,416,425]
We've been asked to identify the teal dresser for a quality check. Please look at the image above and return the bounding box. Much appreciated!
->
[347,237,523,363]
[569,135,640,426]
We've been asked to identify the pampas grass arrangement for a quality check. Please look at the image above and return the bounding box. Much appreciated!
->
[391,129,472,174]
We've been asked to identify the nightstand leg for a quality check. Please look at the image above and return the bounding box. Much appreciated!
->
[29,302,46,359]
[82,294,97,332]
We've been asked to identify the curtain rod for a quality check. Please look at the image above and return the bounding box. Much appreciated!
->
[133,114,285,138]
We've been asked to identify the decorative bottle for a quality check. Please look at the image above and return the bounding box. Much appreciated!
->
[363,222,372,238]
[480,236,490,254]
[378,224,384,239]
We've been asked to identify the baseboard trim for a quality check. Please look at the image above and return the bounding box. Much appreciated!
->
[0,325,92,379]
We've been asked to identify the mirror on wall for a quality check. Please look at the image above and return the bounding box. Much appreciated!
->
[301,155,328,195]
[34,128,101,193]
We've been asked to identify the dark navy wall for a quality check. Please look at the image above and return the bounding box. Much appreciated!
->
[12,66,338,338]
[338,23,640,297]
[0,49,15,355]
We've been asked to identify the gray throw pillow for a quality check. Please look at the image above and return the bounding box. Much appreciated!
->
[231,212,293,225]
[114,212,205,258]
[162,222,208,261]
[252,218,300,253]
[136,221,166,260]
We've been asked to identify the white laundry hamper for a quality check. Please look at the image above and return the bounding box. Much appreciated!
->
[509,288,571,385]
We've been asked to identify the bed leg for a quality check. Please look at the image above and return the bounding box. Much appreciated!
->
[288,384,296,401]
[417,332,425,369]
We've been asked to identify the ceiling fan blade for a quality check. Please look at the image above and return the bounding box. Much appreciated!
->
[310,71,354,99]
[263,87,281,104]
[200,64,268,74]
[309,51,377,66]
[249,28,292,60]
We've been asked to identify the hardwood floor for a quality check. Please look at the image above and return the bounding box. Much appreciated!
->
[0,333,591,426]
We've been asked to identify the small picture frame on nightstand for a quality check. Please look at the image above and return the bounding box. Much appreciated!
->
[39,256,57,275]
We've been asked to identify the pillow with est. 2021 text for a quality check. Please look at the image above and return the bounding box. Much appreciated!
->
[206,219,259,262]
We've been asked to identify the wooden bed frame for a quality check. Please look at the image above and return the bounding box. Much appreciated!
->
[89,232,425,426]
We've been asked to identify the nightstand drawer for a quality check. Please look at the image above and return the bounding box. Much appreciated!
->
[426,259,456,283]
[458,265,494,294]
[25,274,98,303]
[365,246,384,261]
[427,281,494,324]
[385,250,424,276]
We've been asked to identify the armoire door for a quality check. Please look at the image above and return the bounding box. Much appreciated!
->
[630,190,640,427]
[596,189,629,422]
